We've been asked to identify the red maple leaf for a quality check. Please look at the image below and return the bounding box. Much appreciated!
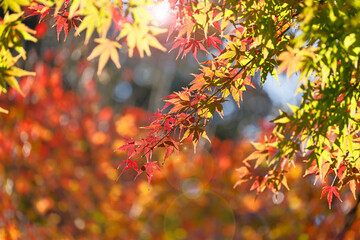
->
[169,37,209,62]
[321,186,342,209]
[52,11,80,41]
[135,161,161,189]
[27,5,50,23]
[114,137,137,159]
[163,116,176,133]
[117,159,139,175]
[205,34,223,51]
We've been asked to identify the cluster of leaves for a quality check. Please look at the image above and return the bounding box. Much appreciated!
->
[115,0,302,188]
[235,0,360,209]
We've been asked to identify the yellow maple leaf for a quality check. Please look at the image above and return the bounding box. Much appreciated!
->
[87,38,122,75]
[119,23,166,58]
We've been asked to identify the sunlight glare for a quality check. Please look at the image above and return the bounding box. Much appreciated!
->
[151,1,172,24]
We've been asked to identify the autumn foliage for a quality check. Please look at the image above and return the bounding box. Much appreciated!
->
[1,0,360,238]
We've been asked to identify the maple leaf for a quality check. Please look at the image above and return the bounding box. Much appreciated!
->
[117,159,139,176]
[278,46,315,79]
[233,166,252,188]
[119,23,166,58]
[321,186,342,209]
[135,161,161,189]
[169,37,209,62]
[158,116,176,133]
[205,34,223,51]
[181,126,211,153]
[114,137,137,159]
[74,4,105,44]
[244,142,269,168]
[163,146,174,164]
[52,11,80,41]
[141,136,161,162]
[157,136,179,164]
[87,38,122,75]
[176,18,195,40]
[27,5,50,23]
[250,176,267,194]
[3,60,36,97]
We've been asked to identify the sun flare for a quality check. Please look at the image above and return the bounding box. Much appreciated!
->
[151,1,172,25]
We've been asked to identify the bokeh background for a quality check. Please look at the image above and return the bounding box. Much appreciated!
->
[1,6,359,240]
